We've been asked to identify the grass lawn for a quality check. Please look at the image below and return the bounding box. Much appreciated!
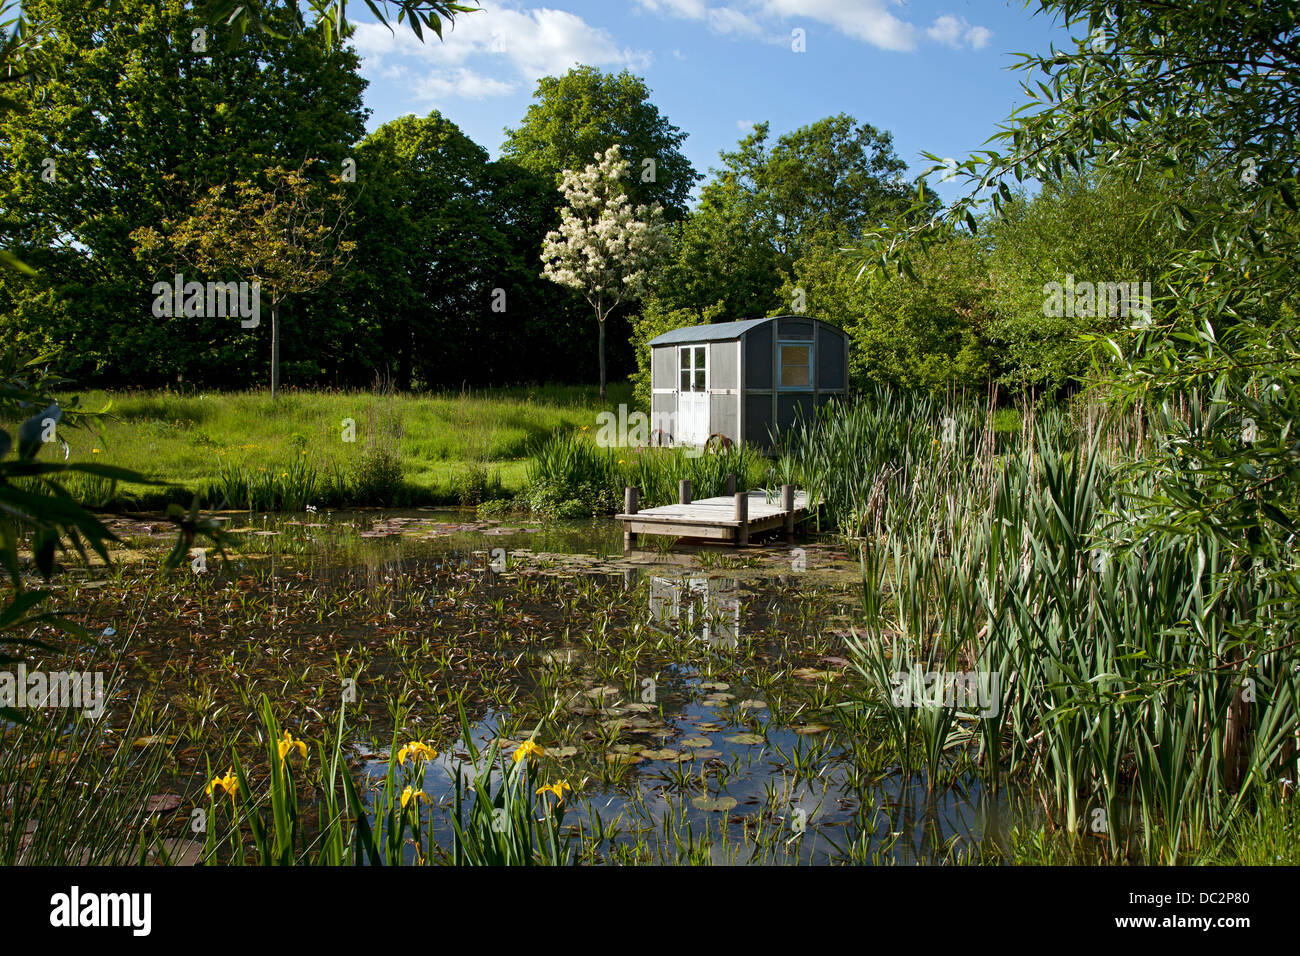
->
[55,383,634,508]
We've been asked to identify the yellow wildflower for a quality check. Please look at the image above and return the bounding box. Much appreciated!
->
[91,448,101,455]
[397,741,437,766]
[207,768,238,800]
[277,730,307,764]
[513,739,545,763]
[536,780,570,801]
[400,786,429,809]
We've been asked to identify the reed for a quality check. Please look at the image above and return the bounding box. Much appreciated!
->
[809,388,1298,861]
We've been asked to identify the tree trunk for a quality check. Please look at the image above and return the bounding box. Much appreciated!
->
[270,300,281,400]
[598,316,606,400]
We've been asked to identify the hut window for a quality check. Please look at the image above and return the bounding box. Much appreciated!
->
[779,343,811,390]
[679,345,707,392]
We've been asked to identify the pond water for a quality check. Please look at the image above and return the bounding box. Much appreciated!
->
[76,507,1025,864]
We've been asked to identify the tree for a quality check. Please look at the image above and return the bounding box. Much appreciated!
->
[197,0,481,52]
[335,112,593,389]
[781,230,994,394]
[649,178,786,319]
[132,161,355,398]
[503,67,698,221]
[541,146,667,399]
[642,115,918,331]
[982,170,1185,395]
[0,0,367,386]
[716,115,914,261]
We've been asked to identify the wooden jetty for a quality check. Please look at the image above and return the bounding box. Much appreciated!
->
[617,477,808,547]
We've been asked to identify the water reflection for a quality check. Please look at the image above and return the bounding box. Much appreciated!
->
[648,575,741,648]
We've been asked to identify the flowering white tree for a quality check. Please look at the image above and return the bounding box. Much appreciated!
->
[541,145,667,398]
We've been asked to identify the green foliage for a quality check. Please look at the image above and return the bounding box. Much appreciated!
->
[785,232,995,394]
[0,686,174,864]
[195,0,482,53]
[648,180,786,320]
[523,430,622,517]
[524,428,767,517]
[717,116,914,260]
[203,697,583,866]
[981,171,1184,393]
[349,448,405,507]
[793,390,1298,859]
[645,115,917,330]
[0,0,366,387]
[502,67,699,220]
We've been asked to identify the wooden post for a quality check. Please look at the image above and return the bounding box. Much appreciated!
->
[726,472,736,496]
[679,479,692,505]
[782,484,795,541]
[734,491,748,546]
[623,486,639,550]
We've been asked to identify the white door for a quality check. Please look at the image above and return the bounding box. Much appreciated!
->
[676,345,709,445]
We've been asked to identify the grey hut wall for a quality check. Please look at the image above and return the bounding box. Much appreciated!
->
[651,346,676,439]
[709,339,740,441]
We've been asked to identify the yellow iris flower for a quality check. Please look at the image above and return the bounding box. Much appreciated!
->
[400,786,429,809]
[398,741,437,766]
[207,768,238,800]
[277,730,308,764]
[513,739,545,763]
[536,781,570,801]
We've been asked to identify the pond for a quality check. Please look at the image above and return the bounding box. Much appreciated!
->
[45,507,1028,864]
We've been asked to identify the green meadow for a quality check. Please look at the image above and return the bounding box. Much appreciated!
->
[58,384,634,508]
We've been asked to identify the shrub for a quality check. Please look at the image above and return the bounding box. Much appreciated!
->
[350,448,405,506]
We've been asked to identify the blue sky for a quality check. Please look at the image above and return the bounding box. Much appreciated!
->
[351,1,1078,203]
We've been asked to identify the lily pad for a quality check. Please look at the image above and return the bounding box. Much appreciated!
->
[680,736,713,748]
[605,751,644,765]
[725,733,765,745]
[738,699,768,710]
[691,795,737,812]
[639,748,679,761]
[145,793,183,812]
[794,723,830,735]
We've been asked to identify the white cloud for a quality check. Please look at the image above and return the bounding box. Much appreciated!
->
[926,15,993,50]
[633,0,995,54]
[760,0,917,52]
[634,0,763,39]
[736,119,753,131]
[414,67,517,101]
[352,6,653,101]
[967,26,993,50]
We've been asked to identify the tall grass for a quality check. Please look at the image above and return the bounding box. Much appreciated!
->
[796,388,1298,861]
[52,384,633,508]
[523,429,769,517]
[0,686,174,864]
